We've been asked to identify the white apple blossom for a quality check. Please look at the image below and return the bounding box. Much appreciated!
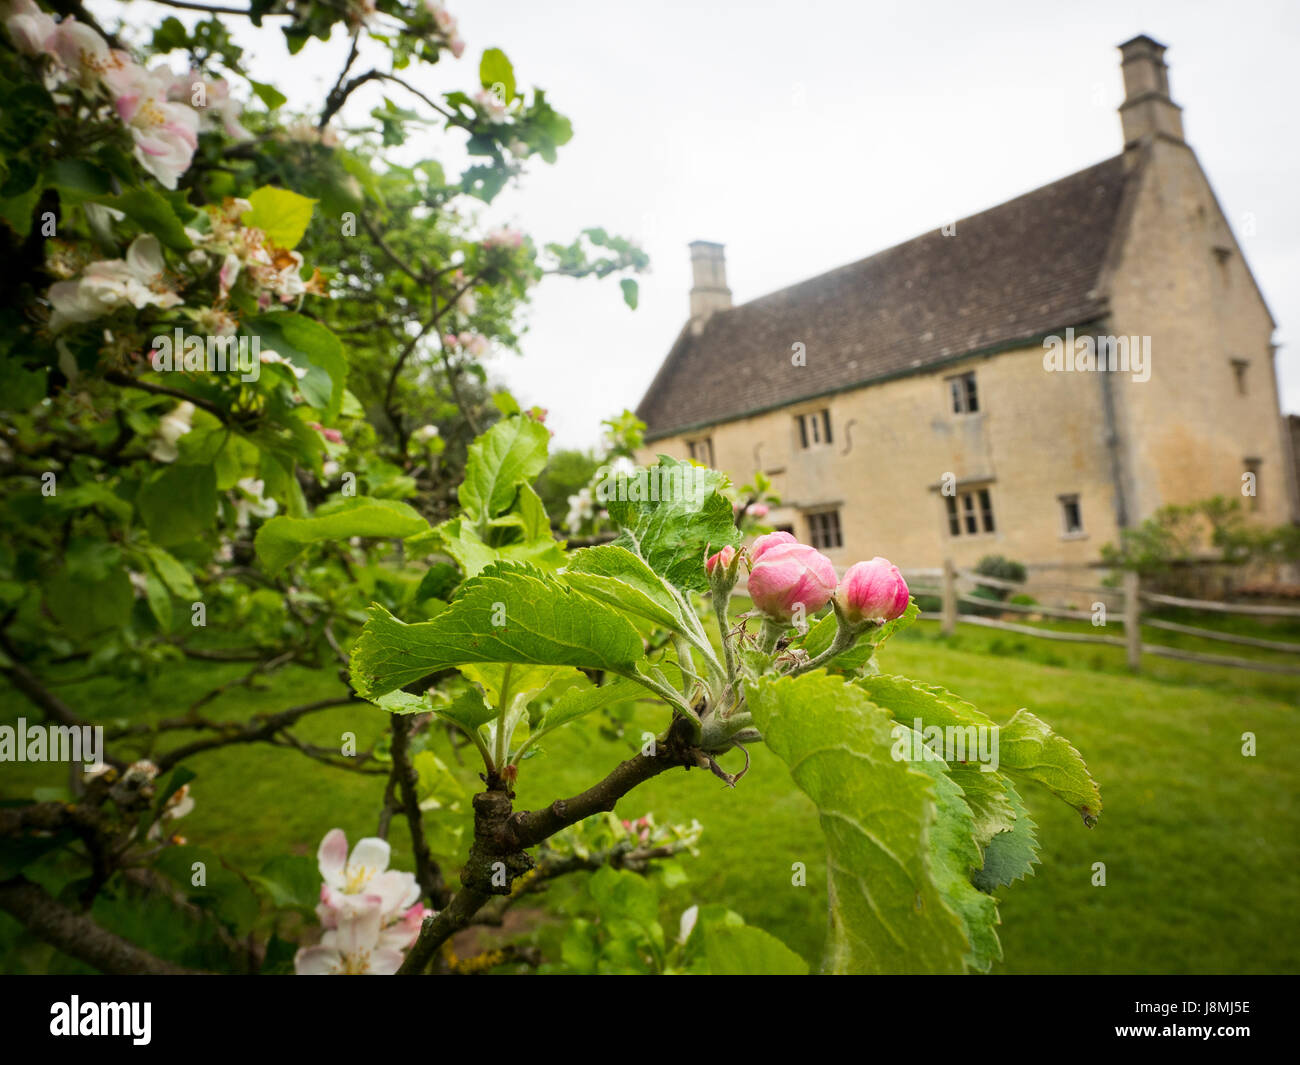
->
[148,401,195,463]
[412,424,440,444]
[2,0,57,57]
[231,477,277,529]
[294,902,405,976]
[110,64,199,190]
[314,829,419,927]
[47,234,181,331]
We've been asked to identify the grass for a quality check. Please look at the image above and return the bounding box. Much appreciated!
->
[2,615,1298,974]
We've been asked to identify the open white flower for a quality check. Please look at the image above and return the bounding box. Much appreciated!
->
[231,477,277,529]
[315,828,419,927]
[48,234,181,331]
[294,900,404,976]
[148,400,195,463]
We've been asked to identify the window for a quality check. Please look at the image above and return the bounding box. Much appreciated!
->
[806,510,842,550]
[1231,358,1249,395]
[687,437,714,466]
[796,409,833,449]
[944,487,995,536]
[1059,494,1084,535]
[946,372,979,414]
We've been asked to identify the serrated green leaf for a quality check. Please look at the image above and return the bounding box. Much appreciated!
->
[561,544,689,633]
[349,561,644,697]
[901,737,1002,972]
[242,186,316,249]
[971,776,1040,893]
[999,708,1102,825]
[533,675,641,740]
[947,765,1017,849]
[745,672,970,974]
[606,455,740,593]
[459,415,550,524]
[254,497,429,573]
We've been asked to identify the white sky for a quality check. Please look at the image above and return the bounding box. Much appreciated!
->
[110,0,1300,449]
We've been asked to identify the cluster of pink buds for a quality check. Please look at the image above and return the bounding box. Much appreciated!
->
[707,534,910,628]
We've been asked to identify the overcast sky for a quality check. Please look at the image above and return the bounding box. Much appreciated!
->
[116,0,1300,449]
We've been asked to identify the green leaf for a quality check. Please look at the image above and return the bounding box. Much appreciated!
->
[248,313,345,416]
[92,187,192,251]
[250,855,318,913]
[254,497,429,573]
[900,735,1003,972]
[479,47,516,102]
[43,568,133,641]
[144,545,198,601]
[607,456,741,593]
[999,709,1103,825]
[459,416,550,525]
[971,776,1040,893]
[137,465,217,546]
[248,79,287,110]
[744,672,970,974]
[619,278,638,310]
[241,186,317,249]
[856,674,997,731]
[350,561,644,698]
[140,567,173,630]
[947,765,1017,849]
[702,923,809,976]
[561,544,690,634]
[532,676,641,741]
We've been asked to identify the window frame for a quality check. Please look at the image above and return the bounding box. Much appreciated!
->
[796,409,833,450]
[943,485,996,538]
[1058,493,1085,537]
[945,371,979,415]
[687,436,714,467]
[804,508,843,551]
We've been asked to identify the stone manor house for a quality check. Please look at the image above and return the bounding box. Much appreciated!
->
[634,36,1297,572]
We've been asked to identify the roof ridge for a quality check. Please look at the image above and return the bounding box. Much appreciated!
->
[722,154,1127,316]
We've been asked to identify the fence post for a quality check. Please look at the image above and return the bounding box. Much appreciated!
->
[1123,569,1141,671]
[941,559,957,636]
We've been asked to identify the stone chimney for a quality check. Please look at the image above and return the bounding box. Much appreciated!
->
[689,240,731,320]
[1118,35,1185,151]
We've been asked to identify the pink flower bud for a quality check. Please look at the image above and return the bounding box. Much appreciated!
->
[705,545,735,574]
[748,531,796,565]
[747,541,837,620]
[749,503,769,519]
[836,557,910,622]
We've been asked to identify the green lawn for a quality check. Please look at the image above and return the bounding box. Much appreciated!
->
[3,617,1297,974]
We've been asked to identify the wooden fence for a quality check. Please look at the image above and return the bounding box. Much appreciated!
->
[903,561,1300,676]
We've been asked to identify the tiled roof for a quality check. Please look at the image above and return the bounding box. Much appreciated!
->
[638,155,1135,440]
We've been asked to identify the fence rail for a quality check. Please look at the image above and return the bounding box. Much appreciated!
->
[926,561,1300,676]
